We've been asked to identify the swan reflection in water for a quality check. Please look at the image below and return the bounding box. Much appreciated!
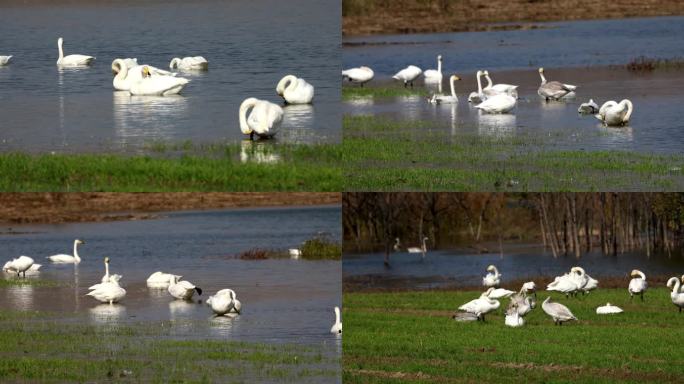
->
[4,284,34,311]
[240,140,281,164]
[344,95,374,108]
[278,104,316,143]
[478,112,516,138]
[598,124,634,145]
[209,313,240,338]
[89,304,127,324]
[113,91,188,145]
[398,95,422,121]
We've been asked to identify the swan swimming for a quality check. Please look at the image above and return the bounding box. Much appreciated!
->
[428,75,460,104]
[112,59,175,91]
[482,265,501,288]
[2,256,34,277]
[393,65,422,87]
[666,277,684,312]
[537,67,576,101]
[458,288,500,321]
[129,66,190,96]
[331,306,342,334]
[239,98,284,140]
[168,275,202,300]
[595,99,633,126]
[578,99,599,114]
[56,37,94,67]
[147,271,182,288]
[342,66,374,86]
[276,75,314,104]
[47,239,85,264]
[468,70,485,103]
[482,70,518,98]
[0,56,12,66]
[541,297,577,325]
[628,269,647,301]
[475,94,517,114]
[423,55,443,84]
[169,56,208,71]
[596,303,623,314]
[406,236,428,259]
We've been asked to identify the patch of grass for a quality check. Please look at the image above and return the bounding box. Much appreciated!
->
[0,278,63,288]
[343,115,684,191]
[0,143,342,192]
[626,56,684,72]
[343,86,428,100]
[238,248,288,260]
[300,235,342,260]
[343,288,684,383]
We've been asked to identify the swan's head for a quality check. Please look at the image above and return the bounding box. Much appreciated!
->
[104,257,110,263]
[538,67,544,73]
[76,239,85,245]
[142,66,151,78]
[170,58,180,69]
[486,265,496,272]
[483,70,490,76]
[571,266,585,275]
[450,75,461,81]
[423,236,429,241]
[111,59,125,75]
[630,269,640,277]
[437,55,442,60]
[58,37,63,45]
[681,274,684,283]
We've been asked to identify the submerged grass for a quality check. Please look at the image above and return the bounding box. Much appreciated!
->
[342,86,428,100]
[626,56,684,72]
[343,115,684,191]
[343,288,684,383]
[0,142,342,192]
[0,278,63,288]
[300,236,342,260]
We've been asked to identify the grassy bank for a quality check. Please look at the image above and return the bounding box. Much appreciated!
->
[0,143,341,192]
[343,87,427,101]
[343,288,684,383]
[343,116,684,191]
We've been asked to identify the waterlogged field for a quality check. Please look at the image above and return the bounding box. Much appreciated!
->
[343,288,684,383]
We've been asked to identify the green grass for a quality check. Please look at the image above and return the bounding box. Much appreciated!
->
[343,288,684,383]
[343,115,684,191]
[342,86,428,100]
[0,142,341,191]
[0,278,63,288]
[300,236,342,260]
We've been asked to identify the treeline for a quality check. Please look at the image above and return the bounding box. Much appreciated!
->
[343,193,684,261]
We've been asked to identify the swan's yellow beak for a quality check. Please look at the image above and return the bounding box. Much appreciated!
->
[453,75,461,81]
[142,66,150,77]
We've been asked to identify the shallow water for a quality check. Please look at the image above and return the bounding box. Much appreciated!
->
[0,0,340,153]
[0,205,341,349]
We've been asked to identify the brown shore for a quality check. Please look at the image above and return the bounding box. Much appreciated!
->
[0,193,340,224]
[342,0,684,36]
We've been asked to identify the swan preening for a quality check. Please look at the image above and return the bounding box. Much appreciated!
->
[56,37,94,67]
[147,271,182,288]
[666,277,684,312]
[276,75,314,104]
[87,257,126,305]
[112,59,178,92]
[169,56,208,71]
[457,288,501,321]
[393,65,422,87]
[578,99,599,114]
[168,275,203,300]
[546,267,598,297]
[406,236,428,259]
[475,93,517,114]
[331,306,342,334]
[239,98,284,140]
[482,70,518,98]
[47,239,85,264]
[596,99,633,126]
[2,256,35,277]
[482,265,501,288]
[423,55,443,83]
[628,269,647,301]
[542,296,577,325]
[129,66,190,96]
[207,289,241,316]
[596,303,623,314]
[0,55,12,66]
[428,75,460,104]
[537,67,576,100]
[342,66,374,86]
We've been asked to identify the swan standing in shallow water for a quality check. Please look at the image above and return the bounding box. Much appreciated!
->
[47,239,85,264]
[537,67,576,101]
[468,70,485,103]
[628,269,647,301]
[423,55,443,83]
[331,306,342,334]
[239,98,284,140]
[406,236,428,259]
[342,66,374,86]
[428,75,460,104]
[147,272,182,288]
[207,289,239,316]
[169,56,208,71]
[3,261,41,276]
[87,281,126,305]
[596,303,623,314]
[88,257,123,290]
[2,256,34,277]
[666,277,684,312]
[393,65,422,87]
[168,275,202,300]
[56,37,94,67]
[458,288,500,321]
[482,265,501,288]
[276,75,314,104]
[542,297,577,325]
[475,94,516,114]
[129,66,190,96]
[0,56,12,66]
[482,70,518,98]
[596,99,633,126]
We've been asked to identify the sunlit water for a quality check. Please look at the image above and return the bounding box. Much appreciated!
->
[1,205,341,351]
[0,0,340,153]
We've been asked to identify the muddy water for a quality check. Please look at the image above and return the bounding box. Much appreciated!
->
[0,205,341,349]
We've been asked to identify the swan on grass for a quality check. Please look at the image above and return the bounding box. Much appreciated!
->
[239,98,284,140]
[342,66,374,86]
[537,67,576,100]
[482,265,501,288]
[573,267,598,294]
[2,256,35,277]
[423,54,443,83]
[428,75,460,104]
[406,236,428,259]
[596,303,623,314]
[628,269,647,301]
[0,56,12,66]
[129,66,190,96]
[475,94,517,114]
[546,269,580,297]
[47,239,85,264]
[596,99,633,126]
[487,287,515,299]
[393,65,422,87]
[457,288,500,322]
[666,277,684,312]
[482,70,518,98]
[168,275,202,300]
[331,306,342,334]
[56,37,94,67]
[578,99,599,114]
[276,75,314,104]
[504,310,524,327]
[541,297,577,325]
[147,271,182,288]
[169,56,208,71]
[521,281,537,297]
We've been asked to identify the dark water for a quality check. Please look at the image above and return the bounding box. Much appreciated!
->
[343,243,684,290]
[1,205,341,350]
[0,0,340,153]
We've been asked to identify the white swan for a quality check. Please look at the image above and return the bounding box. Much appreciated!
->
[666,277,684,312]
[468,70,485,103]
[2,256,34,277]
[331,306,342,334]
[573,267,598,294]
[628,269,647,301]
[458,288,500,321]
[207,289,238,316]
[112,58,138,70]
[129,66,190,96]
[482,70,518,98]
[47,239,85,264]
[342,66,374,86]
[239,98,284,140]
[3,261,41,275]
[276,75,314,104]
[88,257,123,291]
[423,55,443,83]
[546,270,580,297]
[475,94,517,114]
[169,56,208,71]
[168,275,202,300]
[289,249,302,259]
[87,281,126,305]
[537,67,576,100]
[595,99,633,126]
[487,288,515,299]
[393,65,422,87]
[596,303,623,314]
[112,59,175,91]
[0,56,12,66]
[428,75,460,104]
[508,293,535,317]
[542,297,577,325]
[521,281,537,297]
[504,311,524,327]
[56,37,94,67]
[482,265,501,288]
[578,99,599,114]
[406,236,428,259]
[147,271,182,288]
[393,238,401,252]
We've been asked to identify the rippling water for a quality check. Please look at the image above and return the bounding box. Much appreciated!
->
[0,0,340,153]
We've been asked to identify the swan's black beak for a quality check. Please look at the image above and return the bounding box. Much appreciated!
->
[195,287,203,296]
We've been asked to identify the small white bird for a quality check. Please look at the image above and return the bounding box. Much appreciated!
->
[47,239,85,264]
[458,288,500,322]
[56,37,94,67]
[537,67,576,101]
[541,297,577,325]
[2,256,35,277]
[342,66,374,86]
[169,56,208,71]
[578,99,599,114]
[406,236,428,259]
[239,98,284,140]
[595,99,633,126]
[276,75,314,104]
[147,272,182,288]
[0,55,12,66]
[423,55,443,84]
[475,94,517,114]
[393,65,422,87]
[331,306,342,334]
[628,269,647,301]
[482,265,501,288]
[168,275,202,300]
[596,303,623,314]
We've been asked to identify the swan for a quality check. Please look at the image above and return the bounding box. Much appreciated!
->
[99,257,122,284]
[546,270,580,297]
[331,306,342,334]
[468,70,485,103]
[3,261,41,275]
[0,56,12,66]
[595,99,633,126]
[168,275,202,300]
[475,94,517,114]
[2,256,34,277]
[487,288,515,299]
[504,311,524,327]
[341,66,374,86]
[482,265,501,288]
[428,75,460,104]
[482,70,518,98]
[112,58,138,70]
[596,303,623,314]
[578,99,599,114]
[508,293,535,317]
[56,37,94,67]
[628,269,647,301]
[537,68,576,100]
[147,272,182,288]
[393,65,422,87]
[169,56,208,71]
[666,277,684,312]
[423,55,443,83]
[458,288,500,321]
[289,249,302,259]
[112,59,175,91]
[541,297,577,325]
[239,98,284,140]
[406,236,428,259]
[47,239,85,264]
[207,289,242,314]
[573,267,598,294]
[129,66,190,96]
[521,281,537,297]
[207,289,238,316]
[393,238,401,252]
[87,281,126,305]
[276,75,314,104]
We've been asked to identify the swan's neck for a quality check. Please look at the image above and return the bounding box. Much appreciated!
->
[437,58,442,73]
[673,279,681,294]
[73,241,81,262]
[623,100,633,122]
[637,271,645,280]
[492,267,499,277]
[239,98,257,134]
[104,261,110,278]
[334,307,340,324]
[113,60,128,82]
[277,75,297,95]
[476,71,482,94]
[449,77,456,98]
[484,74,493,89]
[539,72,547,85]
[58,39,64,60]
